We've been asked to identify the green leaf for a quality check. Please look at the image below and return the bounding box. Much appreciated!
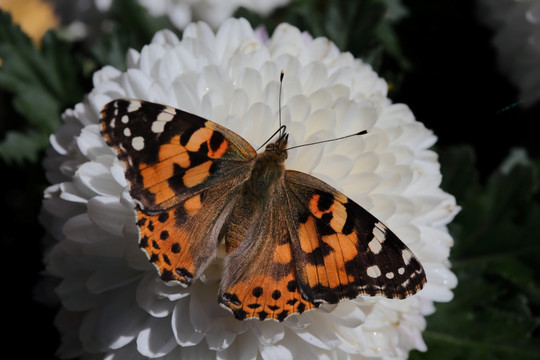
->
[438,145,479,200]
[0,130,50,164]
[0,10,87,165]
[90,26,133,71]
[109,0,173,50]
[412,146,540,359]
[381,0,409,22]
[89,0,176,71]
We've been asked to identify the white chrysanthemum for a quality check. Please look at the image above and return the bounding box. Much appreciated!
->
[478,0,540,107]
[42,18,459,359]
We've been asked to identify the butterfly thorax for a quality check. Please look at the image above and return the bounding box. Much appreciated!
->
[240,132,288,200]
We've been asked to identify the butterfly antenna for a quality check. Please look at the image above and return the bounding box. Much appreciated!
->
[279,70,285,138]
[257,125,287,151]
[285,130,369,151]
[256,71,287,152]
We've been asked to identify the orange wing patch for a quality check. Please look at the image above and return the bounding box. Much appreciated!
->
[137,207,196,285]
[298,217,358,293]
[182,160,213,188]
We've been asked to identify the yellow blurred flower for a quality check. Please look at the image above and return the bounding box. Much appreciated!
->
[0,0,59,44]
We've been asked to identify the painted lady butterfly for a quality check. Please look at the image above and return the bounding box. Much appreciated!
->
[100,93,426,321]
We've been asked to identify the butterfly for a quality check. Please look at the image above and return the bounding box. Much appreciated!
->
[100,95,426,322]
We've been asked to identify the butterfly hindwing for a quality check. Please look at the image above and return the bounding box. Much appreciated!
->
[284,170,426,303]
[218,184,317,321]
[100,99,256,285]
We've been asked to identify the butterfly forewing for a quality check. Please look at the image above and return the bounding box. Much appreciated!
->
[100,99,256,211]
[100,99,255,286]
[284,170,426,303]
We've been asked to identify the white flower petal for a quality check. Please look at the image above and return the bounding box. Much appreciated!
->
[205,324,237,351]
[87,196,133,236]
[87,266,141,294]
[259,341,293,360]
[172,297,206,346]
[255,320,286,346]
[80,288,146,352]
[76,160,123,197]
[419,282,455,302]
[62,214,99,244]
[294,325,340,350]
[137,317,178,358]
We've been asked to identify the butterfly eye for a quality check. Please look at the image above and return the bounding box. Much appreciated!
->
[280,152,288,160]
[266,144,276,152]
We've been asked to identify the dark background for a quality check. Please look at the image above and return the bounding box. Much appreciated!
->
[2,1,538,358]
[395,1,539,179]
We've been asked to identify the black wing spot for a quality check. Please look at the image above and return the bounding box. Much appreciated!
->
[287,280,297,292]
[158,212,169,223]
[139,235,149,248]
[171,242,181,253]
[160,269,175,281]
[315,190,334,212]
[276,310,289,322]
[209,131,225,152]
[252,286,263,298]
[258,311,268,320]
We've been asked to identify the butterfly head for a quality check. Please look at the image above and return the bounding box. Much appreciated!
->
[265,130,289,161]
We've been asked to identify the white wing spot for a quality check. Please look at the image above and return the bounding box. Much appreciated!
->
[385,272,394,279]
[368,222,387,254]
[398,267,405,275]
[151,110,175,133]
[373,222,387,242]
[366,265,382,278]
[157,110,175,121]
[151,121,165,133]
[121,115,129,124]
[402,249,413,265]
[123,128,131,137]
[128,100,142,112]
[368,238,382,254]
[132,136,145,151]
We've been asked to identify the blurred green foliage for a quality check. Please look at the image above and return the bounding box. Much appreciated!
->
[410,146,540,359]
